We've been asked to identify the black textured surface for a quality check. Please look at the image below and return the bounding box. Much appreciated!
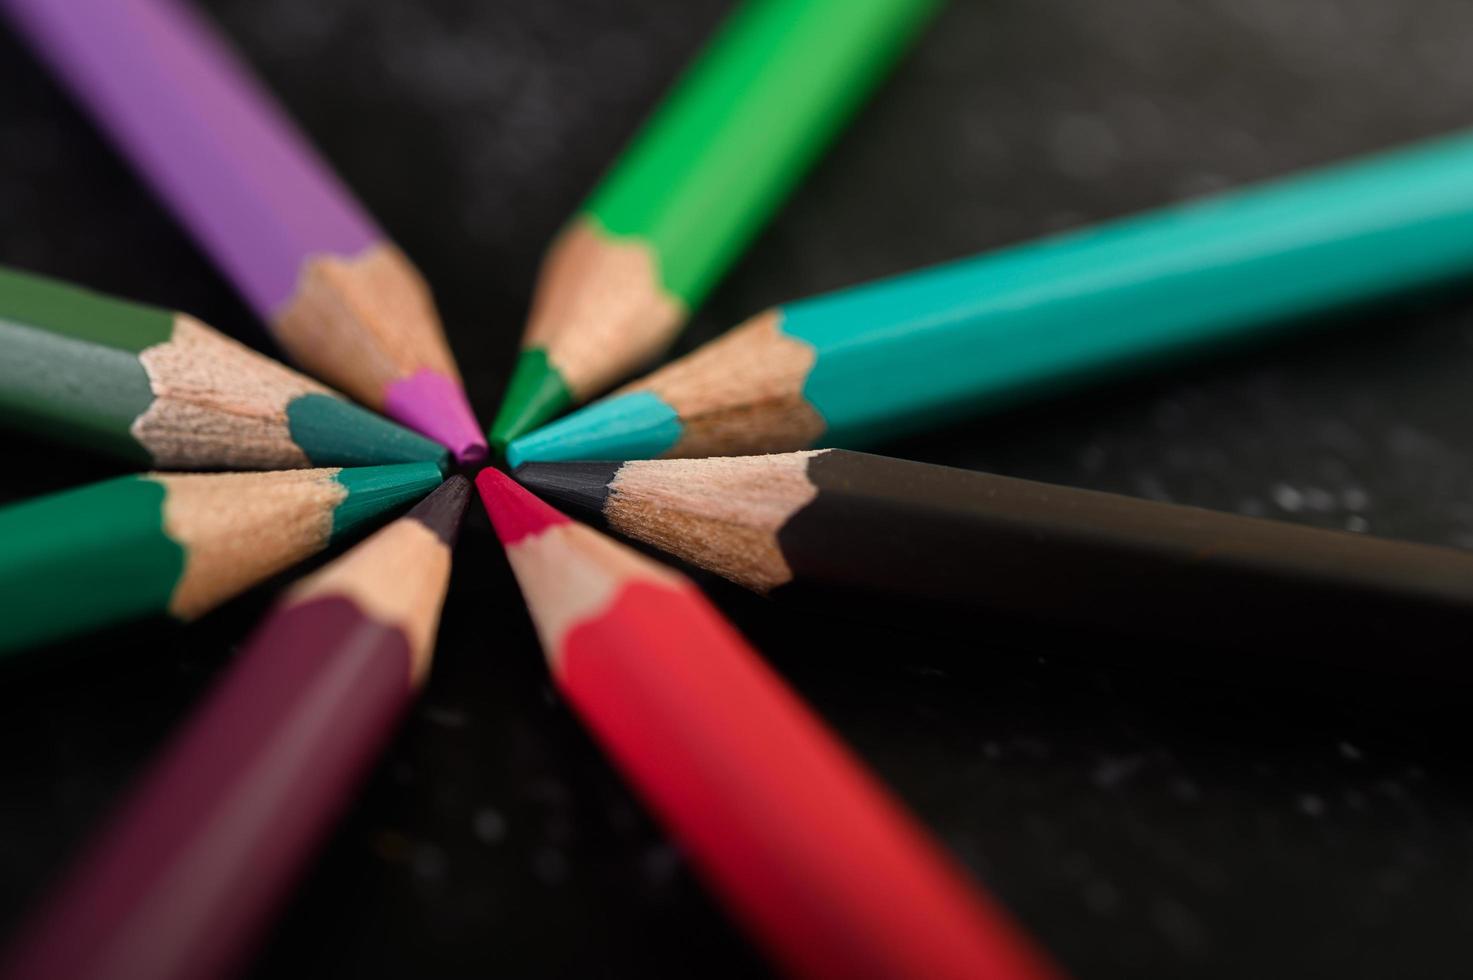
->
[4,1,1473,977]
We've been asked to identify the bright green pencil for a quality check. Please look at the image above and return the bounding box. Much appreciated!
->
[488,0,939,452]
[509,128,1473,466]
[0,264,447,470]
[0,463,442,656]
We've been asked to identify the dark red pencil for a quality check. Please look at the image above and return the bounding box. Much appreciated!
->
[1,478,470,980]
[476,469,1060,980]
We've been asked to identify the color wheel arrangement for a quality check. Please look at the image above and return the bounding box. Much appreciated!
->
[3,1,1473,978]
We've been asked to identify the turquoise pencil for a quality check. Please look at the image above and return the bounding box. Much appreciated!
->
[509,128,1473,465]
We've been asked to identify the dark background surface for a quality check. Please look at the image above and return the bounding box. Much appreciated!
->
[4,0,1473,976]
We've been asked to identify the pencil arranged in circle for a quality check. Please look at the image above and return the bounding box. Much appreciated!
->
[1,0,488,462]
[476,469,1059,980]
[488,0,939,451]
[518,450,1473,671]
[0,462,443,657]
[0,478,469,980]
[509,128,1473,466]
[0,263,447,470]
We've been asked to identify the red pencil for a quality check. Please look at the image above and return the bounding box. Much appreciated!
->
[476,469,1060,980]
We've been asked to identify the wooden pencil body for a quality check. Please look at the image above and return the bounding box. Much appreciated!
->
[477,470,1058,980]
[521,450,1473,675]
[0,464,441,656]
[1,0,486,459]
[509,127,1473,466]
[489,0,937,447]
[0,480,467,980]
[0,265,446,469]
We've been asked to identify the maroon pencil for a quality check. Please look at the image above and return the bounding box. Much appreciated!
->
[0,477,469,980]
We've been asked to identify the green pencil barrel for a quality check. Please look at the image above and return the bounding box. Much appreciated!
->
[586,0,939,306]
[0,477,184,655]
[789,128,1473,444]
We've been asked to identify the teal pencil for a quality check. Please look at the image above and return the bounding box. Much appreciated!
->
[508,128,1473,465]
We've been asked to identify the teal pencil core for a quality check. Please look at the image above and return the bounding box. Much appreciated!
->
[286,394,450,469]
[330,463,444,537]
[505,391,683,468]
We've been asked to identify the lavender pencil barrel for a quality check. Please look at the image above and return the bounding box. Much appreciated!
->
[1,0,487,461]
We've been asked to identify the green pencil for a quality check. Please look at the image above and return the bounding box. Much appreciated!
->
[0,463,443,656]
[509,128,1473,466]
[488,0,938,452]
[0,264,448,469]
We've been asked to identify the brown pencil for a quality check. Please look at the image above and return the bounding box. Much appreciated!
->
[518,450,1473,675]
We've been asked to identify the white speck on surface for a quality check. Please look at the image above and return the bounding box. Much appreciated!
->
[474,807,507,844]
[1083,879,1121,915]
[1049,113,1121,180]
[1093,754,1146,789]
[412,843,447,881]
[423,705,468,728]
[1303,487,1336,512]
[1150,898,1208,953]
[1238,496,1266,517]
[533,847,570,885]
[1272,484,1303,512]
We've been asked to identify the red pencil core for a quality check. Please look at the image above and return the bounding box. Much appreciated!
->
[475,467,570,544]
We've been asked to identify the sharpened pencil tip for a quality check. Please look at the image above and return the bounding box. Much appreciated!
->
[505,391,683,468]
[488,348,572,456]
[331,462,445,538]
[476,467,570,545]
[514,461,619,517]
[287,393,449,468]
[384,369,488,464]
[405,475,471,545]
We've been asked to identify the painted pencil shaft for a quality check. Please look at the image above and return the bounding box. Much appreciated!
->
[511,128,1473,466]
[476,470,1058,980]
[0,479,468,980]
[0,264,447,469]
[1,0,487,461]
[490,0,938,449]
[518,451,1473,674]
[0,463,442,656]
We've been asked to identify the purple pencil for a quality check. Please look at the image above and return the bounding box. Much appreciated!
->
[2,0,487,462]
[0,478,469,980]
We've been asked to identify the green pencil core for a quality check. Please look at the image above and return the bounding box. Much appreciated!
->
[489,348,572,457]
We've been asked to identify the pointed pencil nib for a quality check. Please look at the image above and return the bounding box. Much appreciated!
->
[514,461,619,518]
[505,391,681,468]
[488,349,572,457]
[384,368,488,464]
[475,468,570,544]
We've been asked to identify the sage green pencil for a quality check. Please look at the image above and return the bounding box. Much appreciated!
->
[0,264,447,469]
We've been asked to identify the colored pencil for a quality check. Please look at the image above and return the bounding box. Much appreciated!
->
[488,0,938,452]
[476,469,1059,980]
[0,478,468,980]
[1,0,487,462]
[508,128,1473,467]
[518,451,1473,670]
[0,263,447,470]
[0,462,442,656]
